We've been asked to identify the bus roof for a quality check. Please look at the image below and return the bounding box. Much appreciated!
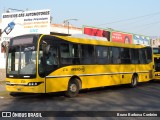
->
[52,35,148,49]
[11,34,149,49]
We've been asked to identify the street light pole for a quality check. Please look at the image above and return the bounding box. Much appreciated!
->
[67,21,69,34]
[64,19,78,34]
[6,8,24,13]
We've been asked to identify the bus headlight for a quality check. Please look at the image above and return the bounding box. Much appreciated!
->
[155,74,160,76]
[28,83,32,86]
[27,82,43,86]
[6,81,10,85]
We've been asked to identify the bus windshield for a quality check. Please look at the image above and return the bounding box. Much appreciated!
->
[153,48,160,54]
[6,35,39,78]
[7,44,37,78]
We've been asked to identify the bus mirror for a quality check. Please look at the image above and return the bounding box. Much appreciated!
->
[42,44,50,55]
[45,45,50,54]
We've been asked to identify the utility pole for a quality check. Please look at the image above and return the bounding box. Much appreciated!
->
[63,19,78,34]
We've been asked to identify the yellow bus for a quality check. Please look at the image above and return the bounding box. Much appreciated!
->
[6,34,154,97]
[153,47,160,80]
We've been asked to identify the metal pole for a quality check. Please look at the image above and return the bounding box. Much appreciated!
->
[68,21,69,34]
[6,8,24,13]
[64,19,78,35]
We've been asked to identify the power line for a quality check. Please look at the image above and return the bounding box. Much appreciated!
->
[115,20,160,36]
[133,21,160,32]
[113,17,148,29]
[114,12,160,29]
[95,11,160,26]
[115,19,160,31]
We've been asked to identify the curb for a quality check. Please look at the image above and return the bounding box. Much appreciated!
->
[0,81,6,92]
[0,81,6,85]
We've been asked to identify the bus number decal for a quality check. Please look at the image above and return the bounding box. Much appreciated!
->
[63,68,68,71]
[71,66,85,72]
[21,80,25,83]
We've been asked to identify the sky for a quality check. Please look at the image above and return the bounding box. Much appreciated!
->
[0,0,160,37]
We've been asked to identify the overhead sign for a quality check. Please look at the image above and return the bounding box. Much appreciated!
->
[152,39,160,47]
[1,9,50,42]
[111,32,132,44]
[133,34,150,46]
[83,26,110,41]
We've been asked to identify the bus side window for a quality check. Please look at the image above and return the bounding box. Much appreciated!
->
[112,47,121,64]
[108,47,112,64]
[80,45,95,64]
[96,46,110,64]
[131,49,139,64]
[120,48,131,64]
[38,45,45,77]
[139,49,147,64]
[72,44,80,64]
[60,42,80,65]
[46,46,58,66]
[60,43,72,65]
[146,47,152,63]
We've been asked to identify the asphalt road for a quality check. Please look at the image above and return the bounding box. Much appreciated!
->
[0,81,160,120]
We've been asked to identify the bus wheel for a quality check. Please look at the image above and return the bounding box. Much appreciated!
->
[65,79,80,97]
[130,75,138,88]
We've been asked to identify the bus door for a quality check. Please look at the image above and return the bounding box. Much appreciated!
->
[39,37,59,92]
[154,57,160,72]
[44,45,59,92]
[154,57,160,79]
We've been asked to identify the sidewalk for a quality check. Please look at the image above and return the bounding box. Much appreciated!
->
[0,81,6,92]
[0,68,6,92]
[0,69,6,81]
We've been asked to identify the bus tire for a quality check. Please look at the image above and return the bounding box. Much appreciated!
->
[130,75,138,88]
[65,78,80,97]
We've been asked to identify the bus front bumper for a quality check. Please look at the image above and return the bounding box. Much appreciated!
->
[6,82,45,93]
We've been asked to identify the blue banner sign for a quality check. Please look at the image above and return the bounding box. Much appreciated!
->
[133,35,150,46]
